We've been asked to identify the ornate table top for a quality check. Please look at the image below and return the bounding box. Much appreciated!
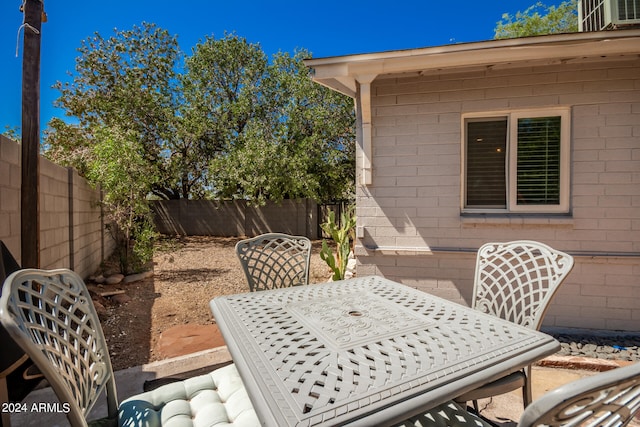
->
[210,276,559,427]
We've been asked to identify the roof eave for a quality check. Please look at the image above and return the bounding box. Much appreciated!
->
[304,30,640,96]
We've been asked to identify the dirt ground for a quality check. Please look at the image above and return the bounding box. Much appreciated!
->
[96,236,332,371]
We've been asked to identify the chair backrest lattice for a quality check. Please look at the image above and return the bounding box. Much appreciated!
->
[472,241,574,330]
[519,362,640,427]
[0,269,118,426]
[235,233,312,292]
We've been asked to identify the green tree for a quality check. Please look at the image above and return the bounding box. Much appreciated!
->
[265,50,355,203]
[181,33,268,150]
[44,118,93,175]
[46,22,186,199]
[2,126,20,141]
[86,126,158,274]
[45,26,355,205]
[179,33,269,199]
[209,49,355,205]
[494,0,578,39]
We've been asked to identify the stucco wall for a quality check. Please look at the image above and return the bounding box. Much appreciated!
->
[0,135,114,278]
[355,58,640,331]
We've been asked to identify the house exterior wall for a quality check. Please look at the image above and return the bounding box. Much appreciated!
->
[355,58,640,332]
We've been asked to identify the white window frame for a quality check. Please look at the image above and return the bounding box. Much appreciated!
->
[462,108,571,214]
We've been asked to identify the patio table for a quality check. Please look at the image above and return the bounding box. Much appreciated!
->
[209,275,559,427]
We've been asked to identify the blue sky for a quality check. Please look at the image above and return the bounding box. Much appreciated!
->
[0,0,567,133]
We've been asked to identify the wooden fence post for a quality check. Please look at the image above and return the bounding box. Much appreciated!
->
[20,0,45,268]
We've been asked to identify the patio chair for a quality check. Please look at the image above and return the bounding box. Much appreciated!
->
[395,401,495,427]
[0,268,259,427]
[518,361,640,427]
[397,361,640,427]
[0,242,44,427]
[455,241,574,412]
[235,233,312,292]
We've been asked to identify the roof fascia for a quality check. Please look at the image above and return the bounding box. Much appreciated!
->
[305,30,640,95]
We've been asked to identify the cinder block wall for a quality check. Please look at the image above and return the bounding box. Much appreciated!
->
[152,198,319,239]
[40,153,72,269]
[0,135,114,278]
[71,168,112,277]
[355,58,640,332]
[0,135,21,255]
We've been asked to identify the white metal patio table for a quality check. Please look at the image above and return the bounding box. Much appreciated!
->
[209,275,559,427]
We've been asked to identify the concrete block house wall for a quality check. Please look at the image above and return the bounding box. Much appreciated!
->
[357,59,640,331]
[306,32,640,332]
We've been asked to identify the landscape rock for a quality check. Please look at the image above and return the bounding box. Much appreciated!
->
[105,274,125,285]
[93,300,108,320]
[123,270,154,284]
[554,333,640,362]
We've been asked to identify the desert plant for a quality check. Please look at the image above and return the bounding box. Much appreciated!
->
[87,126,159,274]
[320,206,356,281]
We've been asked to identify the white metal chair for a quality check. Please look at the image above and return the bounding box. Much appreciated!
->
[0,242,44,427]
[0,268,259,427]
[518,361,640,427]
[395,401,495,427]
[235,233,312,292]
[398,362,640,427]
[455,241,575,412]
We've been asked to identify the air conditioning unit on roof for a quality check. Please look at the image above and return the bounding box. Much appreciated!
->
[579,0,640,31]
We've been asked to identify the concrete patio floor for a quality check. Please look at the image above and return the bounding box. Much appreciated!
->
[10,345,639,427]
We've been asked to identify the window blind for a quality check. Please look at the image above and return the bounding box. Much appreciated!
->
[618,0,640,20]
[516,116,561,205]
[466,119,507,208]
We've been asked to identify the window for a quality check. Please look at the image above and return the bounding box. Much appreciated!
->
[463,109,570,213]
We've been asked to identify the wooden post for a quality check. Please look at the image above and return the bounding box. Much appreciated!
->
[20,0,44,268]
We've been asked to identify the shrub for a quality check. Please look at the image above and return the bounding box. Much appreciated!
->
[320,206,356,281]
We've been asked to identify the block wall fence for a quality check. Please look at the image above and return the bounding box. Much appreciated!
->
[152,198,320,239]
[0,135,115,278]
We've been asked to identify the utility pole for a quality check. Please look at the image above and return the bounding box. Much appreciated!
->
[20,0,45,268]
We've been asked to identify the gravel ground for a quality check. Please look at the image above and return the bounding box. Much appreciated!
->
[97,236,639,371]
[97,236,332,370]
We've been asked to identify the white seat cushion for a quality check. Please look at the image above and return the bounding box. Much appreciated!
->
[118,364,259,427]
